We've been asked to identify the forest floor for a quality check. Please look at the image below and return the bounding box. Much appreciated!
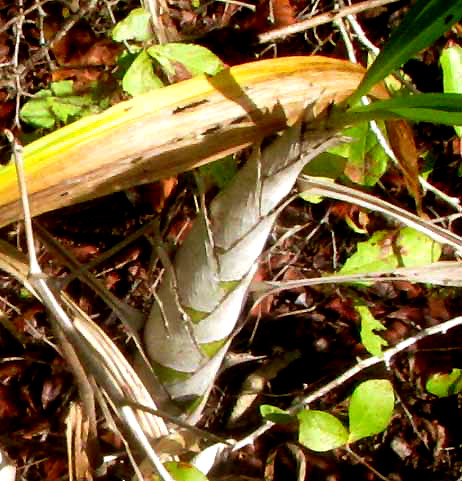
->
[1,0,462,480]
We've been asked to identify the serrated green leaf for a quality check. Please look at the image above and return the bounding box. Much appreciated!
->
[426,369,462,398]
[112,8,153,42]
[20,82,101,128]
[122,50,164,96]
[351,0,462,102]
[338,227,442,278]
[441,45,462,137]
[148,43,224,77]
[20,96,56,128]
[297,410,349,452]
[348,379,394,443]
[260,404,295,424]
[50,99,87,123]
[356,305,388,357]
[50,80,74,96]
[345,93,462,126]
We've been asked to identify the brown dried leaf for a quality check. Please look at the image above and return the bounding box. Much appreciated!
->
[143,177,178,212]
[386,119,422,211]
[271,0,296,27]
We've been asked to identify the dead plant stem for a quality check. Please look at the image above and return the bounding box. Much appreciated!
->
[258,0,401,43]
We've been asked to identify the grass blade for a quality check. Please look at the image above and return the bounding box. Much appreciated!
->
[342,93,462,125]
[349,0,462,103]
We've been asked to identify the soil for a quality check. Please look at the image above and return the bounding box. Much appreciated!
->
[1,1,462,480]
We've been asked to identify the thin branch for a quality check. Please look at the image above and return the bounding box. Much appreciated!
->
[233,315,462,451]
[258,0,401,43]
[4,129,175,481]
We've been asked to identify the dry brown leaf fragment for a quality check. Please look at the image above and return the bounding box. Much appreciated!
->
[386,119,422,211]
[270,0,296,27]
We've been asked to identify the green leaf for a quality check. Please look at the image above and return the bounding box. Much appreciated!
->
[356,305,388,357]
[330,122,388,186]
[351,0,462,102]
[198,155,237,189]
[20,81,102,128]
[297,410,349,452]
[122,50,164,96]
[300,153,347,203]
[303,152,347,179]
[440,44,462,137]
[345,93,462,126]
[112,7,153,42]
[426,368,462,397]
[338,227,442,278]
[348,379,394,443]
[148,43,224,77]
[158,462,209,481]
[260,404,295,424]
[50,80,74,96]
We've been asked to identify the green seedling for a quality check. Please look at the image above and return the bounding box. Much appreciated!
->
[297,379,394,452]
[426,368,462,397]
[261,381,394,452]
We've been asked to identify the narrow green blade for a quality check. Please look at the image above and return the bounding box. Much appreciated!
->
[346,93,462,125]
[350,0,462,103]
[440,44,462,136]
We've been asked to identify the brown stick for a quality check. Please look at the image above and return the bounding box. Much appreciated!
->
[258,0,402,43]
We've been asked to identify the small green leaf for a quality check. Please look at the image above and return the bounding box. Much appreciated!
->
[299,152,345,204]
[50,80,74,96]
[298,410,349,452]
[351,0,462,102]
[356,305,388,357]
[20,81,102,128]
[303,152,347,180]
[426,369,462,397]
[260,404,295,424]
[330,122,388,186]
[441,44,462,137]
[112,8,153,42]
[158,462,209,481]
[148,43,224,77]
[122,50,164,96]
[199,155,237,189]
[345,93,462,126]
[20,92,56,129]
[338,227,442,278]
[348,379,394,443]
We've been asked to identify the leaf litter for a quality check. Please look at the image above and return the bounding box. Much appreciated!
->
[1,1,462,481]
